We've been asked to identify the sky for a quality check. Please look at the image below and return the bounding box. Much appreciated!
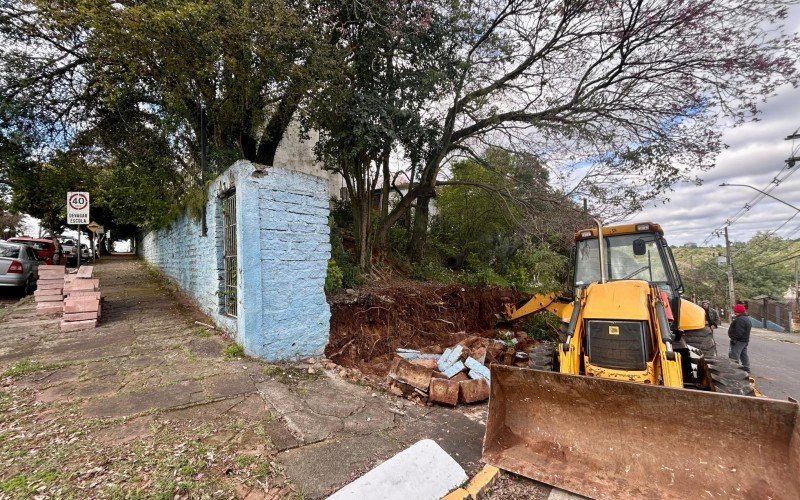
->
[632,9,800,247]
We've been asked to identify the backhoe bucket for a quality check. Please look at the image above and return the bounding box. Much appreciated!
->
[483,365,800,499]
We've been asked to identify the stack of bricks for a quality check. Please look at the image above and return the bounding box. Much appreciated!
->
[34,265,67,315]
[60,266,102,332]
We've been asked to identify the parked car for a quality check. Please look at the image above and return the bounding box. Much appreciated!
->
[0,241,40,294]
[80,243,91,261]
[7,237,63,265]
[59,238,78,265]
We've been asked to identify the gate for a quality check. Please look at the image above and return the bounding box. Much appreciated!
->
[222,191,237,317]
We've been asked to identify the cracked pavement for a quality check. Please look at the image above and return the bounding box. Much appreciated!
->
[0,255,488,498]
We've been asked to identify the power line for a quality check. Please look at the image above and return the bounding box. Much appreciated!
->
[750,249,800,270]
[702,159,798,246]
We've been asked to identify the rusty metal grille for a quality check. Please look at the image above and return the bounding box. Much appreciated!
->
[222,192,237,317]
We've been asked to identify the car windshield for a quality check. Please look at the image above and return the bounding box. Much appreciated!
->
[575,234,669,286]
[0,243,20,258]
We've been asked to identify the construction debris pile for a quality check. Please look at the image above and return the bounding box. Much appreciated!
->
[386,332,533,407]
[34,265,103,332]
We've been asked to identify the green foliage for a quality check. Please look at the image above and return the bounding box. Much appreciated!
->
[325,259,344,293]
[2,359,64,378]
[328,214,361,290]
[223,344,245,360]
[672,233,799,306]
[519,313,563,342]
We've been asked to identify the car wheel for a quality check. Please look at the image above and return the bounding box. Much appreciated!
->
[19,276,34,297]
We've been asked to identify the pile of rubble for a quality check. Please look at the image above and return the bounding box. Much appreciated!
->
[386,333,532,407]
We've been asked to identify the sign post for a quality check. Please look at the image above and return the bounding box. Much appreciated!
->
[67,192,90,269]
[87,221,103,262]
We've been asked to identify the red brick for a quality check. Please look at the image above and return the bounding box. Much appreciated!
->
[459,379,490,404]
[37,303,63,314]
[67,291,102,300]
[38,265,66,272]
[60,319,97,332]
[64,298,100,313]
[65,279,99,292]
[37,281,64,290]
[75,266,94,278]
[429,378,459,406]
[410,359,439,370]
[450,371,470,383]
[63,311,99,322]
[388,358,433,391]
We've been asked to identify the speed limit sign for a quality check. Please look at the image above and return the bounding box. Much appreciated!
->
[67,192,90,225]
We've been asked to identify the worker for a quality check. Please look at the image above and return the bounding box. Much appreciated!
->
[701,300,719,332]
[728,303,751,372]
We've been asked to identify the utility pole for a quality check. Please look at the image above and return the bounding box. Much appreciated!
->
[724,227,736,318]
[795,258,799,308]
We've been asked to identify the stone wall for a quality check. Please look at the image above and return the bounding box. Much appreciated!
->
[141,161,331,361]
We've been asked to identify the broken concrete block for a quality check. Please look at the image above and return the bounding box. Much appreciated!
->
[437,345,464,372]
[442,361,465,379]
[396,349,440,361]
[459,378,490,403]
[437,347,453,371]
[327,439,468,500]
[429,378,459,406]
[465,358,491,381]
[388,358,433,391]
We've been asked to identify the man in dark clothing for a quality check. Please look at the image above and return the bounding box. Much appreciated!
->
[728,303,751,371]
[702,300,719,332]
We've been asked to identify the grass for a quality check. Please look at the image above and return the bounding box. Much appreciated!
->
[0,384,294,498]
[194,328,211,338]
[2,359,64,379]
[262,365,321,385]
[223,343,245,360]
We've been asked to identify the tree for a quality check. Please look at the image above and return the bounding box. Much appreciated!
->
[313,0,798,269]
[1,0,341,235]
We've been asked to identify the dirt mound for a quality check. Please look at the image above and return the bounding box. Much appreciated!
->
[326,284,521,376]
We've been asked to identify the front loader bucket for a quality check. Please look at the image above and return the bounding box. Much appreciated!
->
[483,365,800,499]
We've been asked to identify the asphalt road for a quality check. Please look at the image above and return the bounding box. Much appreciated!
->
[714,325,800,401]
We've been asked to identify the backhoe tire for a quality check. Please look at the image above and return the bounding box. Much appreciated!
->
[528,342,557,372]
[682,327,717,358]
[704,357,755,397]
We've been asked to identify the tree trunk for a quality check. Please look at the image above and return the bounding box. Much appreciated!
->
[376,148,391,251]
[409,193,431,262]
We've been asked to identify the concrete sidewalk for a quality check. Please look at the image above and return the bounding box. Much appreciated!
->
[0,255,491,498]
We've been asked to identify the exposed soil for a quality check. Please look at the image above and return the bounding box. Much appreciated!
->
[325,283,523,376]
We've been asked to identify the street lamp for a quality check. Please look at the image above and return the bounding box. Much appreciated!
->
[718,183,800,213]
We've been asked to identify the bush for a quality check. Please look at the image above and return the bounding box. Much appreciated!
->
[325,259,344,293]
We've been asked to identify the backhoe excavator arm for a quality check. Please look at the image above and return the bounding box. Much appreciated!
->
[502,292,573,324]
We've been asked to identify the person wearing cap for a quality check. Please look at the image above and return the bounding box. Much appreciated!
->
[701,300,719,332]
[728,303,751,371]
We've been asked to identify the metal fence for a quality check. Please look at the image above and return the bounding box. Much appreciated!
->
[747,298,790,332]
[222,192,237,317]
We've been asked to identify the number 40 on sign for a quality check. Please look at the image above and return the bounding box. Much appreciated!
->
[67,192,90,225]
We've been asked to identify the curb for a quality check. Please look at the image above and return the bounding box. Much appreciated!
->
[442,465,500,500]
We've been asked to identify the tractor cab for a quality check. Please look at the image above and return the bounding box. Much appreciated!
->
[571,222,684,326]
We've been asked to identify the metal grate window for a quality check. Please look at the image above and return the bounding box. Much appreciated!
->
[222,191,237,317]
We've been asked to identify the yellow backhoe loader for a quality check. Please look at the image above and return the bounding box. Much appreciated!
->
[483,222,800,499]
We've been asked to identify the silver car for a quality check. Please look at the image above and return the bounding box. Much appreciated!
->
[0,241,40,294]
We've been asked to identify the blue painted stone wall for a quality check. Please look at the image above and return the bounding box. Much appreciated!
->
[141,160,331,361]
